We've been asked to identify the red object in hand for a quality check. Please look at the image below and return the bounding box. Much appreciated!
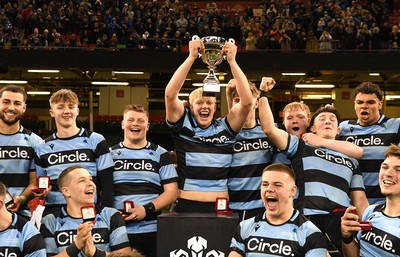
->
[123,200,134,213]
[359,221,372,231]
[81,204,96,224]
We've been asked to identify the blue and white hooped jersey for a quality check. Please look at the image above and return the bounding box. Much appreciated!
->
[167,108,236,192]
[272,123,292,167]
[229,122,274,211]
[0,213,46,257]
[285,135,365,215]
[0,125,43,216]
[357,204,400,257]
[230,210,327,257]
[41,205,130,256]
[35,128,115,206]
[110,141,178,234]
[339,115,400,204]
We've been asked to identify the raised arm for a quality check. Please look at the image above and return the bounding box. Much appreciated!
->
[258,77,289,151]
[301,133,364,159]
[165,38,204,123]
[225,42,253,132]
[225,79,236,111]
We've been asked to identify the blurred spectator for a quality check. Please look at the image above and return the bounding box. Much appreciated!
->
[9,26,23,46]
[280,22,295,50]
[331,22,345,50]
[390,25,400,49]
[44,14,57,35]
[181,31,190,45]
[101,33,109,47]
[21,4,33,35]
[28,27,40,45]
[109,33,119,48]
[108,17,120,38]
[245,31,257,50]
[206,1,217,13]
[316,17,326,39]
[294,28,308,51]
[52,33,64,48]
[319,29,332,52]
[357,24,371,50]
[266,4,278,16]
[209,19,221,36]
[40,29,49,46]
[176,12,188,34]
[370,25,384,50]
[126,31,140,49]
[269,22,283,50]
[284,22,296,49]
[380,21,392,48]
[343,25,357,50]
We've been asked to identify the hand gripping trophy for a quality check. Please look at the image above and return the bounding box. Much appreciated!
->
[192,35,235,97]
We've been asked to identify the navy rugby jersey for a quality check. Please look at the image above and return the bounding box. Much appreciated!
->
[230,210,327,256]
[0,213,46,257]
[166,108,236,192]
[339,115,400,204]
[41,205,130,256]
[285,135,365,215]
[229,122,273,211]
[0,126,43,216]
[110,141,178,234]
[35,128,115,207]
[356,204,400,257]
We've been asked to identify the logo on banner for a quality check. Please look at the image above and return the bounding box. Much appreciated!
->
[170,236,225,257]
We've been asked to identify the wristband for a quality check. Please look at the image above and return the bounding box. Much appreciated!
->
[93,248,106,257]
[66,242,80,257]
[16,195,27,205]
[19,195,27,205]
[259,90,268,99]
[342,235,354,244]
[143,202,156,216]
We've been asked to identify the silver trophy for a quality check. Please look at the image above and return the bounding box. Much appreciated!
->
[193,35,235,97]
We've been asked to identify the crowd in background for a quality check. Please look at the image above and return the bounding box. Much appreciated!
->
[0,0,398,51]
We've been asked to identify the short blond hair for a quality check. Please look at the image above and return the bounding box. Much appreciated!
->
[188,87,216,105]
[123,104,149,117]
[282,102,310,119]
[49,89,79,106]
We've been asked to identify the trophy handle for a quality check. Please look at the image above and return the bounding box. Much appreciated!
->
[191,35,202,58]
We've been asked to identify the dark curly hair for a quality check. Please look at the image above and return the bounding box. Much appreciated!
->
[353,82,383,101]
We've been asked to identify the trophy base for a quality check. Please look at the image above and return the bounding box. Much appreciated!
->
[202,90,220,98]
[203,77,220,98]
